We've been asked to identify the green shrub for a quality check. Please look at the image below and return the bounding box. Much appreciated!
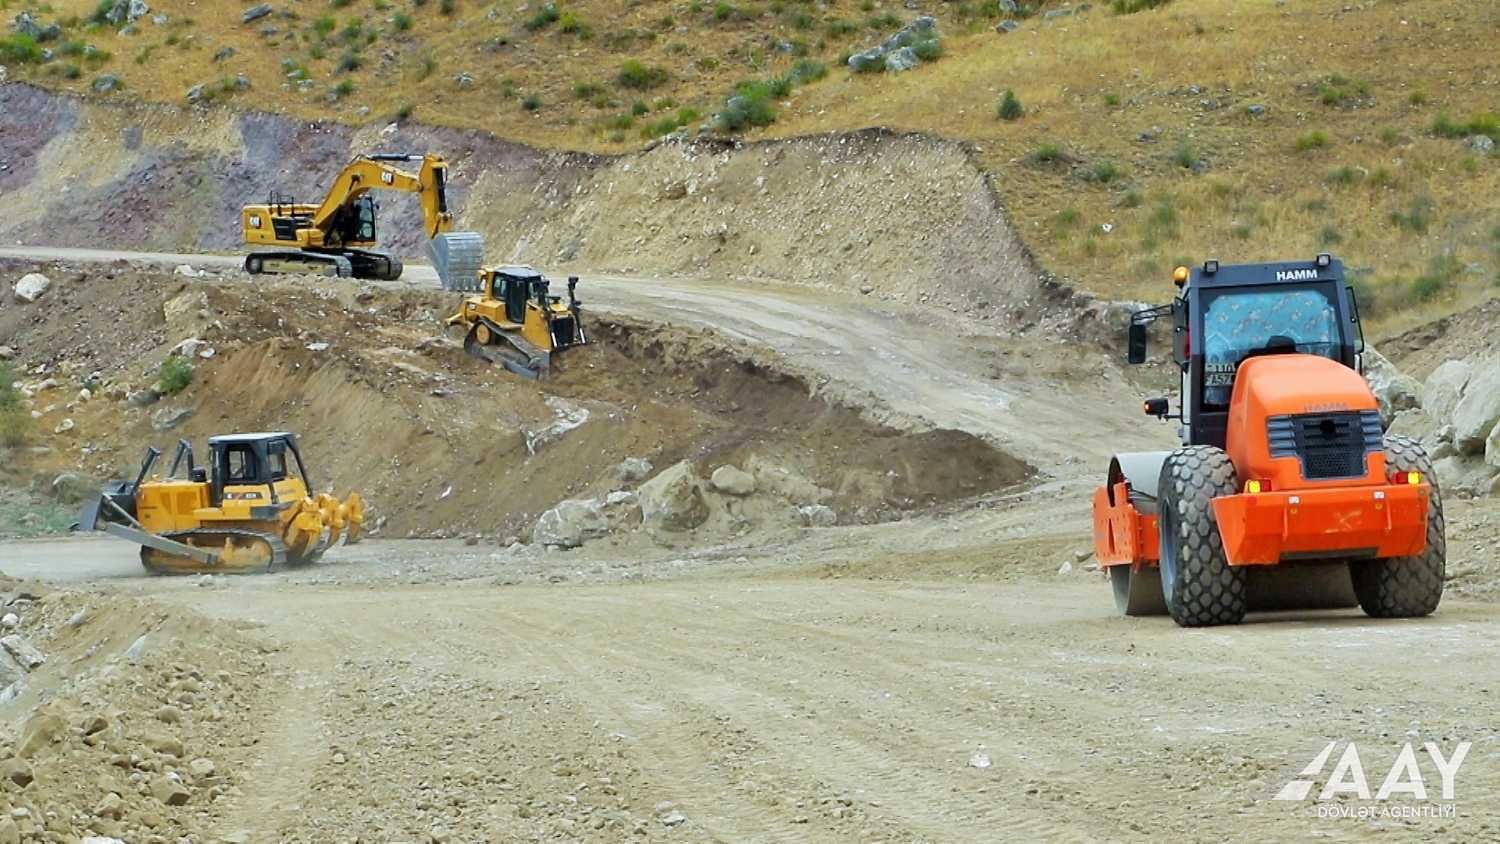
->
[825,19,857,37]
[337,51,362,73]
[631,99,648,115]
[866,12,900,28]
[522,93,542,111]
[1103,92,1120,107]
[1111,0,1172,12]
[333,79,356,98]
[1319,225,1342,245]
[790,58,827,84]
[1325,165,1362,186]
[642,106,700,138]
[1388,197,1434,234]
[314,15,336,37]
[768,74,794,98]
[396,102,413,120]
[716,81,776,131]
[525,3,560,30]
[0,34,44,64]
[89,0,115,24]
[341,20,365,43]
[912,37,941,61]
[1028,142,1066,164]
[439,0,455,14]
[559,11,591,35]
[392,12,412,30]
[1407,91,1427,106]
[1317,74,1370,107]
[713,1,738,21]
[1082,160,1122,184]
[1294,130,1329,152]
[617,59,667,89]
[158,357,194,395]
[1431,110,1500,142]
[997,89,1023,121]
[574,81,603,98]
[1172,143,1201,169]
[1408,255,1461,303]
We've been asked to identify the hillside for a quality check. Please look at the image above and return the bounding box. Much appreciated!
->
[2,0,1498,310]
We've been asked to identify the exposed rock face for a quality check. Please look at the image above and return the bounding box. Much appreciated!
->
[1361,347,1420,425]
[638,461,709,532]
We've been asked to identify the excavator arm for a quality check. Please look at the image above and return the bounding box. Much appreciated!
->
[309,153,455,239]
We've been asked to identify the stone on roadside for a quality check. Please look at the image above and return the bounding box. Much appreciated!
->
[241,3,273,23]
[798,504,837,527]
[0,758,32,787]
[150,775,191,805]
[638,461,709,531]
[709,465,756,496]
[532,498,608,548]
[0,636,44,670]
[12,273,51,304]
[615,457,654,484]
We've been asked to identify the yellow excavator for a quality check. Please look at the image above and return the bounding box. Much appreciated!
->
[240,152,485,287]
[446,266,589,378]
[77,432,363,574]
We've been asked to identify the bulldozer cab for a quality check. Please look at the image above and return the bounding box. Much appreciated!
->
[1127,254,1366,449]
[488,267,546,325]
[208,433,312,507]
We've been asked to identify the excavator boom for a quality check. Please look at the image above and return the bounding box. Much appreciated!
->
[242,152,485,286]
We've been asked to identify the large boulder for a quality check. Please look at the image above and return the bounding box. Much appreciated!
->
[1387,408,1436,445]
[1451,357,1500,455]
[12,273,50,304]
[1422,360,1471,424]
[1361,348,1420,425]
[531,498,608,548]
[709,465,755,496]
[637,461,708,532]
[1487,424,1500,471]
[162,288,210,337]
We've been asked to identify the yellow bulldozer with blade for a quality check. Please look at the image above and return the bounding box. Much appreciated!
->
[446,266,589,378]
[77,433,363,574]
[241,152,485,288]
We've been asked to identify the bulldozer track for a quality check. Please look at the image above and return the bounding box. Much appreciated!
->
[142,527,289,575]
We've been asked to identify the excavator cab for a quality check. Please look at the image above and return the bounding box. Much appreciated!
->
[446,266,589,379]
[1095,254,1443,627]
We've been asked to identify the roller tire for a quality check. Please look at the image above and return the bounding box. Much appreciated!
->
[1350,436,1445,618]
[1158,446,1246,627]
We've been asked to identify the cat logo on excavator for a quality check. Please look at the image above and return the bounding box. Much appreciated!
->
[77,433,363,574]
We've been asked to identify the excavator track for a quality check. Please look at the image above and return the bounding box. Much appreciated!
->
[244,251,353,278]
[463,322,549,379]
[141,528,288,576]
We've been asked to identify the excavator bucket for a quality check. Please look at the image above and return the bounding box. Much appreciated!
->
[428,232,486,291]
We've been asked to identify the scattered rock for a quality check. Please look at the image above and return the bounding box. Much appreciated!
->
[1246,103,1266,116]
[241,3,273,23]
[0,635,44,669]
[11,12,42,39]
[1472,135,1496,155]
[1422,360,1471,423]
[615,457,654,484]
[968,750,992,769]
[92,73,122,93]
[995,19,1019,33]
[1362,347,1421,425]
[53,417,75,434]
[81,713,110,735]
[884,46,920,73]
[638,461,709,532]
[186,83,206,103]
[172,337,210,358]
[709,465,756,496]
[1073,548,1092,563]
[93,792,126,820]
[798,504,837,527]
[124,633,150,662]
[604,490,637,507]
[659,811,687,827]
[65,609,87,628]
[532,498,608,548]
[305,342,330,352]
[12,273,51,304]
[454,72,475,89]
[142,731,184,757]
[1057,561,1074,575]
[0,614,15,629]
[150,775,191,806]
[127,388,162,408]
[214,46,236,62]
[1451,358,1500,454]
[151,406,194,431]
[1487,423,1500,470]
[0,346,13,360]
[16,710,64,758]
[155,704,183,724]
[1043,6,1074,18]
[0,758,32,787]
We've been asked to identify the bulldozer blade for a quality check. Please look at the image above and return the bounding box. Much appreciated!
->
[1246,562,1359,612]
[428,232,486,291]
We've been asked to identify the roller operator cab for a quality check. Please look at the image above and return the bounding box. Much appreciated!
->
[1095,255,1444,626]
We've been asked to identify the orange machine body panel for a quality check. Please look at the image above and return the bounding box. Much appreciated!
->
[1224,354,1386,490]
[1092,482,1160,567]
[1211,482,1430,566]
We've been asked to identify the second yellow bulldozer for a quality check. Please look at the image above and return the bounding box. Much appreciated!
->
[446,266,589,378]
[77,432,363,574]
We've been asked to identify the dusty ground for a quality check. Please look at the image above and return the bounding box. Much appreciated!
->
[1,250,1499,841]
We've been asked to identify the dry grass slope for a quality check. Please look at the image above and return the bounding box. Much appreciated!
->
[3,0,1499,316]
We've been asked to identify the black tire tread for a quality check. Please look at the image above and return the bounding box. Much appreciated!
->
[1350,436,1445,618]
[1159,446,1246,627]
